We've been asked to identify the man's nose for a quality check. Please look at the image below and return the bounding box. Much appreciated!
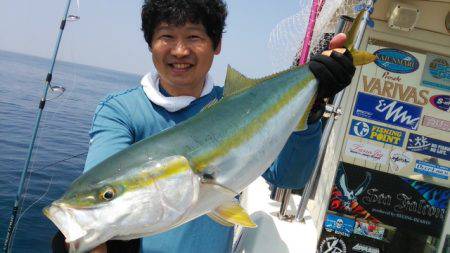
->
[171,41,190,57]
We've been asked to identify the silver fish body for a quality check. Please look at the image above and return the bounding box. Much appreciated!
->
[44,66,318,252]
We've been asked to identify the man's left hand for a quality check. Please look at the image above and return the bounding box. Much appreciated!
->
[306,33,356,124]
[308,33,356,100]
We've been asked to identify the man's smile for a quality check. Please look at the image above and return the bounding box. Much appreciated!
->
[169,63,194,73]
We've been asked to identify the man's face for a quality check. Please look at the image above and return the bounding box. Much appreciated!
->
[150,22,221,95]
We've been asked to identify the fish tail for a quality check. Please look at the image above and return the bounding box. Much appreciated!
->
[345,10,377,66]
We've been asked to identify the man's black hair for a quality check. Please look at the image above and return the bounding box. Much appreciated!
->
[141,0,227,50]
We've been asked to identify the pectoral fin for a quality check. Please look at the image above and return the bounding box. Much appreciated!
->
[208,201,257,228]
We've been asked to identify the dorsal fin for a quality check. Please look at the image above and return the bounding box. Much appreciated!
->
[223,65,299,97]
[223,65,260,97]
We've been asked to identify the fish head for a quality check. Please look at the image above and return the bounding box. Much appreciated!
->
[44,155,200,252]
[43,176,134,251]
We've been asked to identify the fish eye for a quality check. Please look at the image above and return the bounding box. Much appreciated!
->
[100,187,116,201]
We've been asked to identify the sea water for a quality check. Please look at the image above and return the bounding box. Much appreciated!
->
[0,50,140,252]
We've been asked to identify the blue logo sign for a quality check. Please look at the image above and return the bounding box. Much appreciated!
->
[430,95,450,112]
[349,119,405,147]
[374,48,420,74]
[414,160,450,180]
[421,54,450,92]
[353,93,423,130]
[429,57,450,80]
[407,133,449,161]
[324,213,355,237]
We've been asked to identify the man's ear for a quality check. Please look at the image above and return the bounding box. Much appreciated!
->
[148,45,152,53]
[214,40,222,55]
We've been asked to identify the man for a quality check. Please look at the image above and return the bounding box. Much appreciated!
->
[54,0,355,252]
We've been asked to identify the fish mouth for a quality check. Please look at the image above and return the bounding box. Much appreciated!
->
[43,202,87,243]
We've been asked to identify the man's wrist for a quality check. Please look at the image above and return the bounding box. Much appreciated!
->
[307,98,326,124]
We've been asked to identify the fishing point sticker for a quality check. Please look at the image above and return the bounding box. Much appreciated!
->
[374,48,419,74]
[421,54,450,92]
[349,119,405,147]
[324,213,355,237]
[319,237,347,253]
[345,140,388,164]
[353,92,422,130]
[389,149,413,172]
[422,115,450,132]
[406,133,449,161]
[429,95,450,112]
[414,160,450,180]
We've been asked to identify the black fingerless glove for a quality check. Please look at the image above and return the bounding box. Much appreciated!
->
[306,50,356,124]
[308,50,356,99]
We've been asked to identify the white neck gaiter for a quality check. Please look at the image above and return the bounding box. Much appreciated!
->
[141,72,214,112]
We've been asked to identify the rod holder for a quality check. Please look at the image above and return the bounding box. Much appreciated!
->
[323,104,343,119]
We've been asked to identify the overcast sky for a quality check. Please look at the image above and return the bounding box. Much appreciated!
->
[1,0,311,83]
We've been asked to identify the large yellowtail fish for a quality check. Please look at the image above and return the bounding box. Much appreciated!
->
[44,11,375,252]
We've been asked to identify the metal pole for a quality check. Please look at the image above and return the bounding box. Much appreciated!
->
[278,189,292,218]
[296,4,373,222]
[3,0,73,251]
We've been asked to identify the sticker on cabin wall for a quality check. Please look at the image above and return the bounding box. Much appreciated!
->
[319,236,347,253]
[352,243,380,253]
[353,220,385,241]
[421,54,450,92]
[406,133,449,161]
[429,95,450,112]
[362,75,430,106]
[414,160,450,180]
[374,48,420,74]
[389,149,413,172]
[422,115,450,132]
[349,119,405,147]
[324,213,355,237]
[353,92,422,130]
[329,162,450,237]
[345,140,388,164]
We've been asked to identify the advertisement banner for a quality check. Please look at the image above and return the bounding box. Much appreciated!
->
[328,162,449,237]
[342,42,450,187]
[318,229,387,253]
[406,133,449,161]
[349,119,405,147]
[353,219,385,241]
[324,213,356,237]
[353,92,422,131]
[421,54,450,92]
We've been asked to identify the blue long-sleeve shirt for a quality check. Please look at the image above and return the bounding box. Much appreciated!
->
[84,85,321,253]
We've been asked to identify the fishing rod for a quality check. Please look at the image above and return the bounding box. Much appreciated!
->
[2,0,79,251]
[297,0,325,65]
